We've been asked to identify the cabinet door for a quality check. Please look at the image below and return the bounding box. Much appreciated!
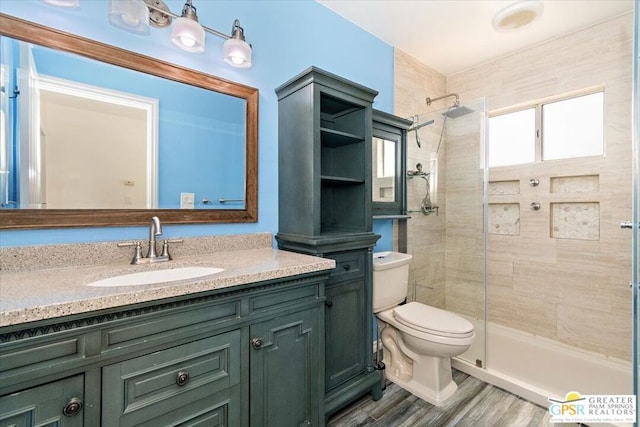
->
[0,375,84,427]
[324,279,367,391]
[102,330,241,427]
[250,308,321,427]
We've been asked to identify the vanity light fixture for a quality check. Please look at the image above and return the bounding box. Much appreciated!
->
[109,0,150,35]
[223,20,252,68]
[170,0,205,53]
[108,0,252,68]
[43,0,80,7]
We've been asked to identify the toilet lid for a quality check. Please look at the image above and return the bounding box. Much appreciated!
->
[393,302,474,338]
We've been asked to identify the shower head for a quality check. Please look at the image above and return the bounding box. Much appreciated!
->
[443,105,474,119]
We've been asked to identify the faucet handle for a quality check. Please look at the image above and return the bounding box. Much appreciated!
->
[161,239,183,259]
[117,241,143,264]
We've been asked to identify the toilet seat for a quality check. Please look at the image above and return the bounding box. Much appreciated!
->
[393,302,474,339]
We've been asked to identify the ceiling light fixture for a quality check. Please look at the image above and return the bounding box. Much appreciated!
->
[492,0,543,32]
[106,0,252,68]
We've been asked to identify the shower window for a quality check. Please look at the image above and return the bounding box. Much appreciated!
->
[542,92,604,160]
[489,89,604,167]
[488,108,535,167]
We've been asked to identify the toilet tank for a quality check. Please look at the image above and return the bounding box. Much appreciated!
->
[372,251,413,313]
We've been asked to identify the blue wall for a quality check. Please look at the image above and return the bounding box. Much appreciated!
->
[0,0,395,247]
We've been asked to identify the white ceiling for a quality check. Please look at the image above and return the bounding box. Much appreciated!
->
[316,0,634,76]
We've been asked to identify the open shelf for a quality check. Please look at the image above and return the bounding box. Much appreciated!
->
[321,176,365,185]
[321,128,364,147]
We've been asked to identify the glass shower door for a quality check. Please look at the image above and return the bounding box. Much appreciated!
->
[406,98,488,367]
[632,0,639,423]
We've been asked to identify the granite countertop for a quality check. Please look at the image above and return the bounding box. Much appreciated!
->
[0,247,335,328]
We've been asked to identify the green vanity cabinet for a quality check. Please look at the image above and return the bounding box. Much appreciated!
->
[0,375,84,426]
[0,273,326,427]
[324,251,368,391]
[249,308,321,426]
[275,67,382,418]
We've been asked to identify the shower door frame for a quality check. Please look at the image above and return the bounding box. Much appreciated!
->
[632,1,639,424]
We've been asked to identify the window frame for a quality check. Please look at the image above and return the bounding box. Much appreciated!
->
[488,87,605,167]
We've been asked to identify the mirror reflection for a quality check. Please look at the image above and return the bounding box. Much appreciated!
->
[372,137,396,203]
[0,35,246,210]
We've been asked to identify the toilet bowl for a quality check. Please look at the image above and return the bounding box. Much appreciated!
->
[373,252,475,406]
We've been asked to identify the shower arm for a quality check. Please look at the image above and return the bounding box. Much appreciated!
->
[425,93,460,107]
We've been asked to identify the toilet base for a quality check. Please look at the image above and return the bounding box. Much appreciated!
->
[378,318,463,407]
[384,369,458,407]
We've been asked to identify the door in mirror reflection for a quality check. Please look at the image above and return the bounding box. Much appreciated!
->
[372,137,396,202]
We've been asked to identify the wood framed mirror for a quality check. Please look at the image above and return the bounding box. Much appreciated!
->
[0,13,258,229]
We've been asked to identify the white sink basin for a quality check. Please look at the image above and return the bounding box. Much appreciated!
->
[87,266,224,287]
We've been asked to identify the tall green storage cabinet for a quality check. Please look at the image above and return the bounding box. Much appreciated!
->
[275,67,383,418]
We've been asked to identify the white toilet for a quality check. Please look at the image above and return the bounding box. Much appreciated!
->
[372,251,475,406]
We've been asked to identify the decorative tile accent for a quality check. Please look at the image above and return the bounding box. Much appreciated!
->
[488,203,520,235]
[551,175,599,193]
[551,202,600,240]
[489,180,520,195]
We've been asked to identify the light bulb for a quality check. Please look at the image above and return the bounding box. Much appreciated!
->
[230,56,244,65]
[108,0,150,35]
[171,16,205,53]
[223,31,251,68]
[121,14,139,26]
[180,36,196,48]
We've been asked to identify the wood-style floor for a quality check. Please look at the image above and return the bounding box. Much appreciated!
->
[328,370,583,427]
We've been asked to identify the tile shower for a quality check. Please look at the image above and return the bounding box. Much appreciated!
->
[393,11,635,407]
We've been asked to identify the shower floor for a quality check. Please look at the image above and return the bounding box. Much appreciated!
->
[454,317,632,408]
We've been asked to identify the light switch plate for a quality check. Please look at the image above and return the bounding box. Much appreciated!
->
[180,192,195,209]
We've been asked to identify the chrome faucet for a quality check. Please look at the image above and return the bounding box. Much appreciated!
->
[117,216,183,264]
[147,216,162,259]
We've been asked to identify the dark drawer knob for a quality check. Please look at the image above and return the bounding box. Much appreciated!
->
[176,371,190,386]
[62,397,83,417]
[325,300,333,308]
[343,264,351,271]
[251,337,264,350]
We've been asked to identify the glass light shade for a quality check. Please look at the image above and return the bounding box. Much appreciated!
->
[171,17,205,53]
[223,38,252,68]
[108,0,150,35]
[42,0,80,7]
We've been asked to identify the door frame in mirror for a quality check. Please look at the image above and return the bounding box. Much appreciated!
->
[0,14,258,229]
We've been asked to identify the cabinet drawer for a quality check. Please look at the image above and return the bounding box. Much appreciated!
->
[248,280,320,316]
[102,330,240,427]
[102,299,239,354]
[326,251,366,283]
[0,333,87,389]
